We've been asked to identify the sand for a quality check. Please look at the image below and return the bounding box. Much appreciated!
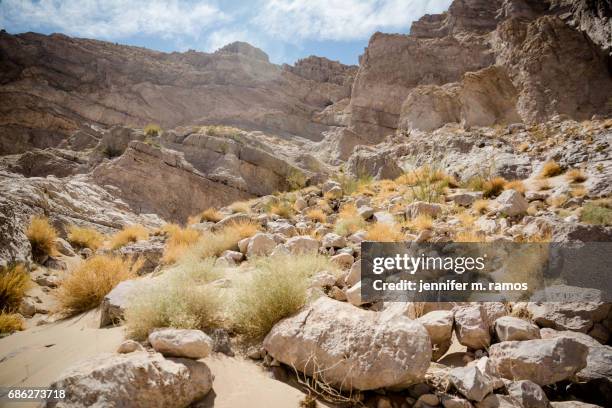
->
[0,309,306,407]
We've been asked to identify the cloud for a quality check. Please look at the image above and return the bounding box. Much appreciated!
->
[205,28,254,52]
[0,0,226,40]
[254,0,452,42]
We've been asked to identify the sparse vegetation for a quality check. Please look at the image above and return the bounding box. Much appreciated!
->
[26,216,58,259]
[270,201,294,218]
[404,214,433,232]
[306,208,327,223]
[539,160,562,178]
[125,256,223,340]
[67,225,104,250]
[162,226,201,264]
[397,165,455,203]
[232,254,337,340]
[581,200,612,225]
[144,123,162,137]
[57,254,142,315]
[109,225,149,250]
[334,174,372,195]
[565,168,587,183]
[472,199,490,215]
[188,208,224,224]
[0,264,29,312]
[0,313,24,334]
[504,180,526,194]
[536,179,552,191]
[229,201,251,214]
[365,223,404,242]
[201,125,243,139]
[334,204,366,236]
[482,177,507,198]
[194,220,260,258]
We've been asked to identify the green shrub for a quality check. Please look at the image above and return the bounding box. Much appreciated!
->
[581,201,612,226]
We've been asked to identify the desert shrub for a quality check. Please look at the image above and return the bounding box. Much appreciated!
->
[228,201,251,214]
[457,212,476,228]
[109,225,149,250]
[57,254,142,315]
[504,180,526,194]
[144,123,162,137]
[334,204,366,236]
[334,174,373,195]
[232,254,336,340]
[398,165,454,203]
[472,199,490,214]
[270,201,294,218]
[565,168,587,183]
[536,179,552,191]
[202,125,243,139]
[67,225,104,250]
[581,200,612,226]
[306,208,327,223]
[454,229,486,242]
[194,220,260,258]
[192,208,224,223]
[0,313,24,334]
[0,264,29,312]
[162,226,201,264]
[26,216,58,258]
[404,214,433,232]
[548,194,568,208]
[482,177,507,198]
[287,169,307,191]
[365,223,404,242]
[570,186,587,198]
[539,161,562,178]
[124,256,223,340]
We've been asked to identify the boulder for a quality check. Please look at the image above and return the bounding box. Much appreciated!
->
[345,261,361,286]
[117,340,145,354]
[487,338,588,385]
[417,310,454,360]
[321,233,346,249]
[454,305,491,350]
[549,402,604,408]
[507,380,549,408]
[148,329,213,359]
[263,297,432,390]
[346,147,403,180]
[358,206,375,220]
[45,352,213,407]
[246,232,276,258]
[475,394,520,408]
[449,365,494,402]
[494,316,540,341]
[331,252,353,269]
[285,236,320,255]
[448,191,483,207]
[99,279,145,328]
[118,237,164,275]
[345,281,366,306]
[494,190,528,216]
[406,201,442,218]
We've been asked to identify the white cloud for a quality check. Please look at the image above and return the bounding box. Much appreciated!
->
[205,28,254,52]
[254,0,452,42]
[0,0,226,40]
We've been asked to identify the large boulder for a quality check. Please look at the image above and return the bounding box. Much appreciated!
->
[454,304,491,350]
[263,297,432,390]
[284,235,320,255]
[0,195,32,267]
[494,316,540,341]
[507,380,549,408]
[346,147,403,180]
[449,365,494,402]
[494,190,528,216]
[487,338,588,385]
[148,329,213,359]
[118,237,164,275]
[45,351,213,407]
[99,279,146,327]
[246,232,276,258]
[417,310,454,360]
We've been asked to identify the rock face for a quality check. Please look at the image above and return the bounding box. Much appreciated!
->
[148,329,213,359]
[487,337,589,385]
[45,352,213,408]
[263,297,432,390]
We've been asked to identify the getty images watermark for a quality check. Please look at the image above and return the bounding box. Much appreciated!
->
[360,242,612,303]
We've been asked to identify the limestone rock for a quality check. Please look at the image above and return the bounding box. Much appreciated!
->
[506,380,549,408]
[246,233,276,258]
[285,236,320,255]
[494,190,528,217]
[45,352,213,408]
[117,340,145,354]
[263,297,432,390]
[494,316,540,342]
[417,310,454,361]
[449,365,494,402]
[148,329,213,359]
[454,305,491,350]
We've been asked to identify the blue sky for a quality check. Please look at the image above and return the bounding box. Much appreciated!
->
[0,0,452,65]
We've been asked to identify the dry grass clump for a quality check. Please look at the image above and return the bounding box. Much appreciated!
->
[365,223,405,242]
[504,180,526,194]
[581,200,612,226]
[67,225,104,250]
[196,220,260,258]
[229,201,251,214]
[536,180,552,191]
[334,174,373,195]
[0,264,30,313]
[57,254,142,315]
[482,177,507,198]
[201,125,243,139]
[565,168,587,183]
[0,313,24,334]
[398,165,455,203]
[162,226,201,264]
[472,199,490,215]
[306,208,327,223]
[570,186,587,198]
[232,254,337,340]
[125,257,223,340]
[457,212,476,228]
[405,214,434,232]
[548,194,568,208]
[454,229,486,242]
[26,216,58,258]
[109,225,149,250]
[188,208,224,224]
[539,160,562,178]
[144,123,162,137]
[270,201,294,218]
[334,204,366,236]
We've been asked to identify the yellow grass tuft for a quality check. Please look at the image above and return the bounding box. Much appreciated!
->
[26,216,58,258]
[188,208,224,224]
[565,168,587,183]
[306,208,327,223]
[548,194,568,208]
[144,123,162,137]
[270,202,294,218]
[454,229,486,242]
[0,313,24,334]
[109,225,149,250]
[483,177,507,198]
[0,264,30,313]
[334,203,366,236]
[457,212,476,228]
[365,223,405,242]
[228,201,251,214]
[472,199,490,215]
[536,179,552,191]
[195,220,260,258]
[405,214,434,232]
[67,225,104,250]
[504,180,526,194]
[162,226,202,264]
[570,186,587,198]
[57,254,142,315]
[539,161,562,178]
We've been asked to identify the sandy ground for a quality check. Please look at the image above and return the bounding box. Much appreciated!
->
[0,309,306,407]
